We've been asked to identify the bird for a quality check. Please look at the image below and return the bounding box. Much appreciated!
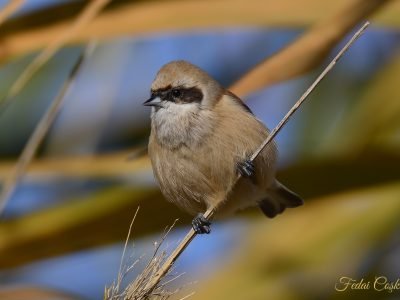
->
[144,60,303,234]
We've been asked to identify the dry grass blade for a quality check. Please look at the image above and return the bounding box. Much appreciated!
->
[0,42,96,216]
[125,221,180,300]
[0,0,397,62]
[105,207,141,300]
[0,0,110,114]
[137,22,369,296]
[0,149,149,181]
[0,0,25,26]
[230,0,389,96]
[105,219,183,300]
[116,207,141,296]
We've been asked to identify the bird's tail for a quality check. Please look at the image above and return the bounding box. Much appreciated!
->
[258,180,303,218]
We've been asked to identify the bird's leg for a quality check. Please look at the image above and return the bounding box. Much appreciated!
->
[237,159,255,178]
[192,213,211,234]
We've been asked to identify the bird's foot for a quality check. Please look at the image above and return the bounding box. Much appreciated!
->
[237,159,255,177]
[192,213,211,234]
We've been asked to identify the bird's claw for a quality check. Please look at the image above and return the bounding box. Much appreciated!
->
[192,213,211,234]
[237,159,255,177]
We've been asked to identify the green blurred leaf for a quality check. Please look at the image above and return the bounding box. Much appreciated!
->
[325,51,400,155]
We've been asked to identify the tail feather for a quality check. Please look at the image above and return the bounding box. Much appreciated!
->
[258,181,303,218]
[258,197,285,218]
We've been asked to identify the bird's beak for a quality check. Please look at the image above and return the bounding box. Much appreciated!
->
[143,96,163,108]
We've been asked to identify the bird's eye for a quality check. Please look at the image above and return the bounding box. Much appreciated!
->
[171,89,181,98]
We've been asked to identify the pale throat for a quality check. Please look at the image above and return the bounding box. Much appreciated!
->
[151,102,214,149]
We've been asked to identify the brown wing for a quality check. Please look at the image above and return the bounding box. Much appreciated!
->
[224,90,254,115]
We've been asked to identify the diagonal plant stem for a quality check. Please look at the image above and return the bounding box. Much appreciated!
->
[0,0,110,115]
[0,0,25,26]
[0,42,97,216]
[250,21,370,161]
[230,0,389,96]
[140,21,370,296]
[115,206,140,296]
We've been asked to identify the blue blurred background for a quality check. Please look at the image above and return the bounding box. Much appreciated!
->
[0,1,400,299]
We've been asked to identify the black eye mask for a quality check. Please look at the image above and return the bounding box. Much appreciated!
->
[152,86,203,104]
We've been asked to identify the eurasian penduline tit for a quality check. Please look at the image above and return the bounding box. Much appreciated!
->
[144,60,303,234]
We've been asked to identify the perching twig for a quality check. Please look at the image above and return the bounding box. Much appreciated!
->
[0,42,97,216]
[140,21,370,295]
[250,21,370,161]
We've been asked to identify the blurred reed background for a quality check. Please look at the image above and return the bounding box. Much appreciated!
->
[0,0,399,299]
